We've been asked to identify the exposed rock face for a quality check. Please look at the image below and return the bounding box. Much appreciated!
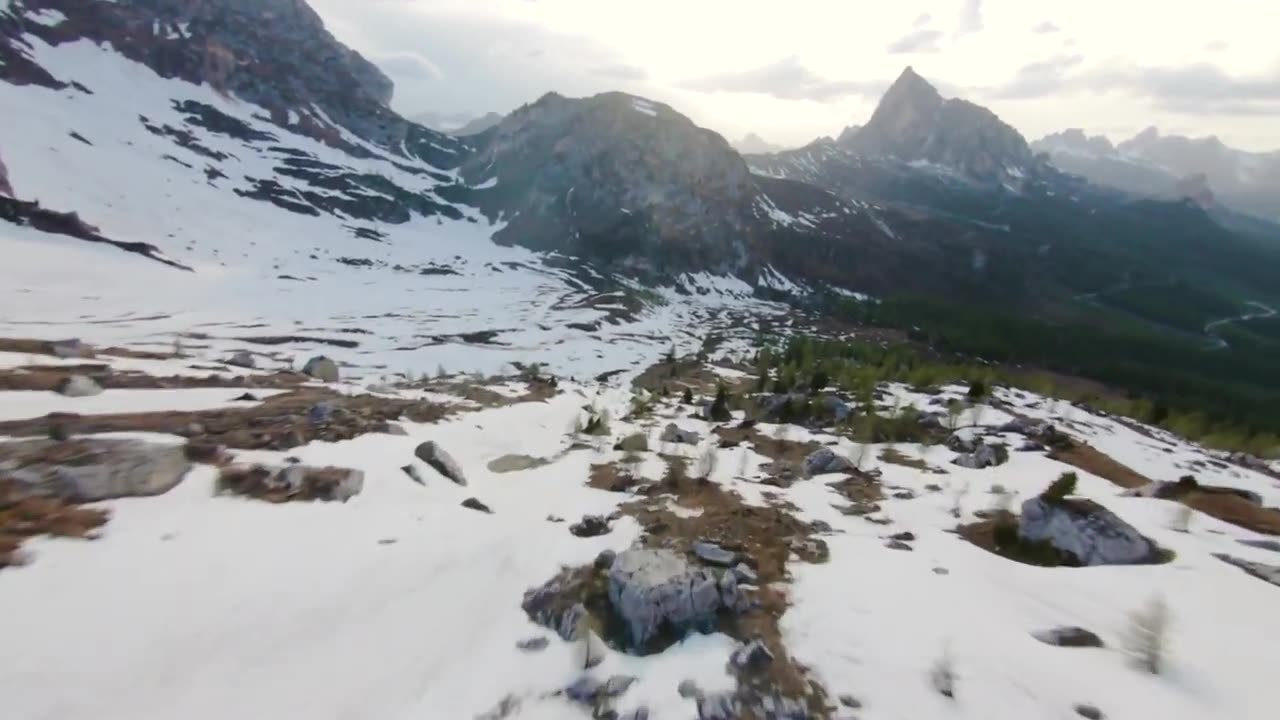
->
[804,448,855,477]
[841,67,1045,183]
[414,441,467,486]
[1019,497,1158,566]
[607,548,730,649]
[4,439,190,501]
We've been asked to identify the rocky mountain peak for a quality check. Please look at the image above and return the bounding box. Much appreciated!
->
[1033,129,1116,156]
[841,66,1038,183]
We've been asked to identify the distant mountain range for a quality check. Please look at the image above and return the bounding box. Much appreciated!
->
[410,111,504,137]
[1033,127,1280,223]
[733,133,787,155]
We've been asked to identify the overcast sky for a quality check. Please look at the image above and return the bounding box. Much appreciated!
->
[310,0,1280,151]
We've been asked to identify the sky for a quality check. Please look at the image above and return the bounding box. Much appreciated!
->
[310,0,1280,152]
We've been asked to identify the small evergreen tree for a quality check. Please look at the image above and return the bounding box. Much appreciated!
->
[810,367,830,393]
[709,384,731,422]
[1043,472,1078,502]
[681,387,693,405]
[967,379,987,401]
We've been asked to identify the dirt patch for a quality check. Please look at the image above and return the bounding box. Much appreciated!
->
[617,456,832,716]
[429,376,559,409]
[1053,444,1280,535]
[232,335,360,349]
[0,477,109,569]
[0,387,450,452]
[827,471,884,516]
[587,462,645,493]
[1049,444,1152,489]
[879,448,948,474]
[632,357,758,400]
[0,364,308,392]
[714,425,820,465]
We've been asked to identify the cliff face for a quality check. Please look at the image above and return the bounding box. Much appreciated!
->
[0,0,454,159]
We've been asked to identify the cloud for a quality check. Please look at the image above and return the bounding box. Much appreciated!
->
[956,0,984,37]
[1032,21,1061,34]
[681,56,885,101]
[373,51,444,80]
[1204,40,1228,53]
[986,55,1280,116]
[887,28,943,54]
[913,13,932,28]
[593,62,648,81]
[988,54,1084,99]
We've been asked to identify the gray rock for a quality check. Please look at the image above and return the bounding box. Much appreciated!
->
[885,540,913,551]
[616,432,650,452]
[570,515,611,537]
[414,441,467,486]
[678,679,703,699]
[595,549,618,570]
[953,443,1007,469]
[1229,452,1271,472]
[804,447,855,477]
[1032,626,1104,648]
[619,708,650,720]
[919,412,945,429]
[692,541,737,566]
[1214,553,1280,587]
[308,402,334,426]
[486,454,548,473]
[1019,497,1157,566]
[516,637,549,652]
[580,629,608,669]
[400,464,426,486]
[820,395,852,422]
[947,433,979,453]
[384,423,410,436]
[608,549,727,649]
[660,423,700,445]
[732,563,758,585]
[51,338,90,359]
[696,692,739,720]
[730,639,774,670]
[226,350,256,369]
[565,676,603,703]
[1075,704,1104,720]
[1238,539,1280,553]
[461,497,492,513]
[58,375,103,398]
[302,355,340,383]
[602,675,637,697]
[556,603,588,641]
[839,694,862,709]
[51,440,191,501]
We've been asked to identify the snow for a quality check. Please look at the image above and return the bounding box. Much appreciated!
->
[0,387,284,421]
[630,98,658,117]
[474,176,498,189]
[24,8,66,26]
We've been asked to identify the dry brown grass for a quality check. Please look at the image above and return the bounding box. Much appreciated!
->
[618,457,831,716]
[879,448,948,474]
[0,479,109,569]
[714,425,820,465]
[1049,443,1152,490]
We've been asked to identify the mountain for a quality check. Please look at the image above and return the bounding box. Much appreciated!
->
[733,132,786,155]
[450,112,504,137]
[1034,127,1280,222]
[839,67,1046,184]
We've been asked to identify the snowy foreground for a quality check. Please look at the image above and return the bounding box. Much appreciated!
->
[2,341,1279,720]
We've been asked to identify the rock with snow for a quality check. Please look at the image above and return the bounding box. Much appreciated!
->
[660,423,700,445]
[1019,497,1158,566]
[953,443,1007,469]
[947,433,979,453]
[594,549,617,570]
[1238,539,1280,553]
[819,395,852,422]
[732,563,759,585]
[461,497,492,513]
[804,447,855,477]
[225,350,256,369]
[1032,626,1104,648]
[414,441,467,486]
[678,679,703,699]
[400,464,426,485]
[1214,554,1280,587]
[691,540,737,566]
[608,548,726,649]
[1229,452,1271,473]
[1075,704,1105,720]
[40,439,191,501]
[616,432,649,452]
[515,637,549,652]
[57,375,103,397]
[302,355,339,382]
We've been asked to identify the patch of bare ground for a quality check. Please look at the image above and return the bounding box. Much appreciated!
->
[0,387,450,452]
[0,364,309,392]
[713,425,820,465]
[619,456,834,717]
[587,462,645,493]
[879,447,948,474]
[631,356,757,399]
[1051,442,1280,535]
[0,336,172,361]
[0,477,109,569]
[424,374,559,409]
[216,464,361,503]
[828,471,885,516]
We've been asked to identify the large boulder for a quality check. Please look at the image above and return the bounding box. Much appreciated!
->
[660,423,700,445]
[302,355,340,383]
[226,350,256,369]
[57,375,103,398]
[608,548,728,649]
[415,441,467,486]
[10,439,193,501]
[804,447,855,477]
[1019,497,1158,566]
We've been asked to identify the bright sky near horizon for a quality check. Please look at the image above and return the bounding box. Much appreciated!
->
[311,0,1280,151]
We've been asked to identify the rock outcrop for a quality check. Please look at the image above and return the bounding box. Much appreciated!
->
[608,548,740,650]
[414,441,467,486]
[3,439,190,501]
[1019,497,1159,566]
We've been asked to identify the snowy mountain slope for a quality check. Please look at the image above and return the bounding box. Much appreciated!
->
[2,347,1279,720]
